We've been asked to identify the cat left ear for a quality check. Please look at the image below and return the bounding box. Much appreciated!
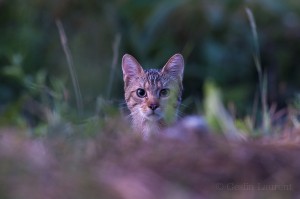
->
[122,54,144,81]
[161,54,184,80]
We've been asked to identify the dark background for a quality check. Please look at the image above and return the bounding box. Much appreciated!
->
[0,0,299,126]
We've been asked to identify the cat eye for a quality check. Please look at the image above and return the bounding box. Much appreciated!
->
[159,88,170,97]
[136,88,147,98]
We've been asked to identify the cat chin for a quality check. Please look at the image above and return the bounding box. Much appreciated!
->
[145,115,162,122]
[142,113,162,122]
[137,109,162,121]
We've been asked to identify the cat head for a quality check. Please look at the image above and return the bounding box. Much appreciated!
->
[122,54,184,124]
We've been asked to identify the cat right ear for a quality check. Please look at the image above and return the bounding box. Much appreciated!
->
[122,54,144,81]
[161,54,184,81]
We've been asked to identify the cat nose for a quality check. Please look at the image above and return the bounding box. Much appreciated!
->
[149,104,159,110]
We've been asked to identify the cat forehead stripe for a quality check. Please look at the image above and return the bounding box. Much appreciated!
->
[145,69,161,85]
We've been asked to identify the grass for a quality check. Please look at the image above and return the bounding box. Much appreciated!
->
[0,8,299,199]
[0,122,299,199]
[56,20,83,116]
[246,7,271,135]
[0,63,299,198]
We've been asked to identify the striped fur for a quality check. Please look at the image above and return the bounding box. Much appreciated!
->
[122,54,184,139]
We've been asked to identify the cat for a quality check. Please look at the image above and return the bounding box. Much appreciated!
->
[122,53,184,139]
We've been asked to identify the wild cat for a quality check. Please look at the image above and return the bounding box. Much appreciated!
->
[122,54,184,138]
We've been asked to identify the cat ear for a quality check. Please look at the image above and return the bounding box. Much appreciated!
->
[161,54,184,80]
[122,54,144,81]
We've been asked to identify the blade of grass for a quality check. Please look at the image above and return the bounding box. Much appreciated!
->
[56,19,83,115]
[246,8,270,134]
[106,33,121,100]
[204,80,245,140]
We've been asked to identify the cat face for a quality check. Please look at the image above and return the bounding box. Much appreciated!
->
[122,54,184,125]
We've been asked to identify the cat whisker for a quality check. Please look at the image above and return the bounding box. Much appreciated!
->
[180,103,189,108]
[118,102,128,109]
[126,110,140,121]
[176,112,184,119]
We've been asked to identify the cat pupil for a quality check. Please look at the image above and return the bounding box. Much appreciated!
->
[160,89,170,97]
[136,88,146,98]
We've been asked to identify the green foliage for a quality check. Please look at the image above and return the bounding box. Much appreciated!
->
[0,0,299,133]
[292,93,300,110]
[204,80,246,139]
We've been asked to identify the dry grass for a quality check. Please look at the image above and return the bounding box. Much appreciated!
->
[0,122,300,199]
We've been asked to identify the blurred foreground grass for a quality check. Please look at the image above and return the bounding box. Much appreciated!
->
[0,121,300,199]
[0,82,299,199]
